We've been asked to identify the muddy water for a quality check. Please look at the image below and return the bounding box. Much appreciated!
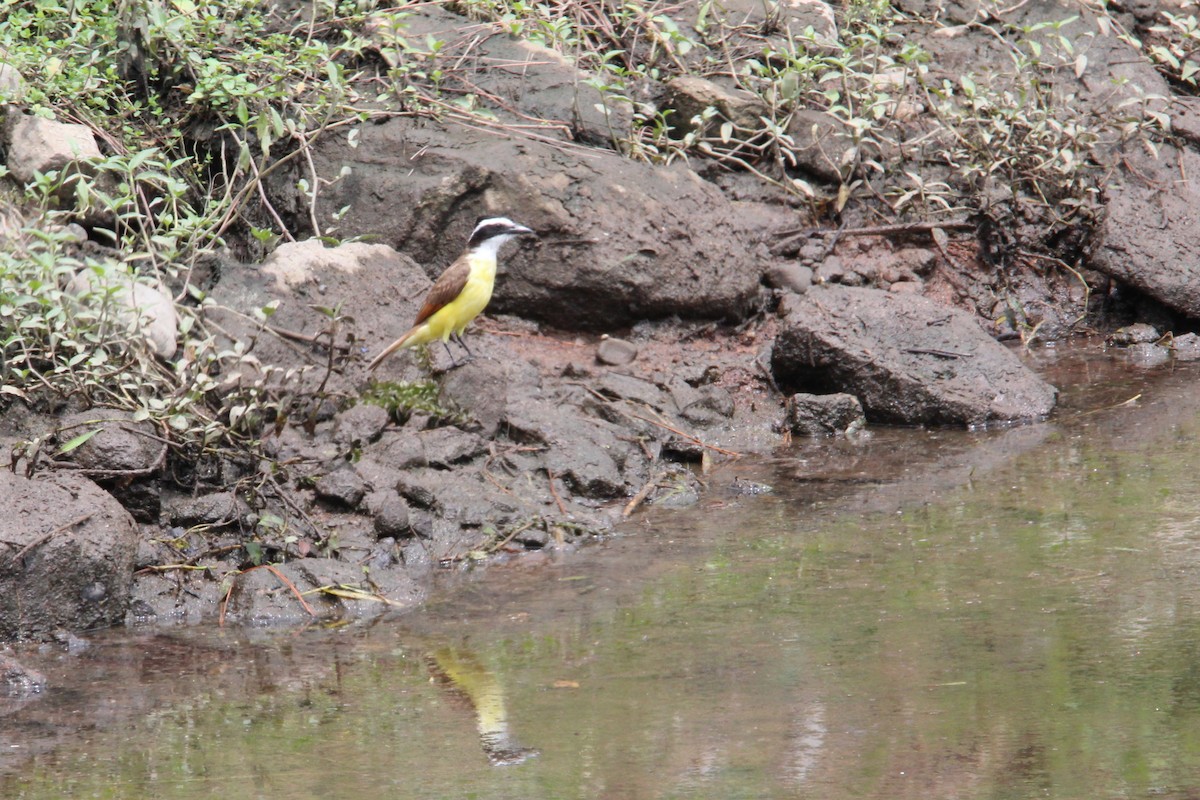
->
[6,346,1200,799]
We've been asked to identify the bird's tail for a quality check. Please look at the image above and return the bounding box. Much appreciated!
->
[366,326,418,371]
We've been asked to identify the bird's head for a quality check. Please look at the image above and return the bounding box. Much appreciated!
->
[468,216,536,251]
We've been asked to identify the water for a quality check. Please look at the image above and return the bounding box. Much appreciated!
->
[5,345,1200,799]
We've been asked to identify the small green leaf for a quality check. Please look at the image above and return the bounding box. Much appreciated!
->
[57,427,101,455]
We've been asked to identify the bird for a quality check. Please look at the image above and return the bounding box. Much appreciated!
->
[367,216,535,371]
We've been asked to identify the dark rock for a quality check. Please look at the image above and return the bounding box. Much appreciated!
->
[0,471,139,640]
[597,372,666,409]
[766,262,813,294]
[333,403,391,445]
[164,491,252,528]
[374,431,427,470]
[55,410,162,473]
[785,393,866,436]
[596,336,639,366]
[395,474,440,509]
[290,116,766,330]
[439,359,510,438]
[314,466,368,509]
[418,427,487,468]
[670,380,734,427]
[372,493,412,538]
[771,286,1057,426]
[545,435,626,499]
[1090,144,1200,318]
[787,109,856,184]
[0,654,46,697]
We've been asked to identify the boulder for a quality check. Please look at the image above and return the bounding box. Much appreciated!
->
[771,286,1057,426]
[1090,144,1200,320]
[275,116,770,330]
[0,470,140,640]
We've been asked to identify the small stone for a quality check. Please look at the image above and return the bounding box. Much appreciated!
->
[373,494,412,538]
[418,426,486,468]
[515,527,551,548]
[166,491,251,528]
[334,403,391,444]
[766,262,813,294]
[1172,332,1200,362]
[6,115,102,183]
[785,393,866,436]
[598,371,664,407]
[596,336,639,366]
[395,475,439,509]
[814,255,845,284]
[314,467,368,509]
[1108,323,1160,346]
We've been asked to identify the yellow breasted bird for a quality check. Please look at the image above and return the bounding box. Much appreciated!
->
[367,216,535,371]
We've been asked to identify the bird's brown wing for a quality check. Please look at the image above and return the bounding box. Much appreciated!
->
[413,256,470,325]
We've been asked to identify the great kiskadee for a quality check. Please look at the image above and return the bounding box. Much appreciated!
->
[367,216,535,371]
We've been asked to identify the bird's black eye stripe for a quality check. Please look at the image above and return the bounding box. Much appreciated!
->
[469,223,520,246]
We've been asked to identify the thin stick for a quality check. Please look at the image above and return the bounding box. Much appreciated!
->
[624,410,743,458]
[622,472,661,518]
[546,468,569,516]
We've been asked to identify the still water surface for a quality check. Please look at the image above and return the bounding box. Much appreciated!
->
[5,346,1200,799]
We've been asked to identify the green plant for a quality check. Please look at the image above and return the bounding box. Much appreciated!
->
[361,379,465,424]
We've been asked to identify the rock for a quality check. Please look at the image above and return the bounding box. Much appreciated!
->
[1126,342,1171,368]
[0,471,140,640]
[545,436,625,499]
[287,116,766,330]
[55,410,162,473]
[379,5,633,147]
[314,466,368,509]
[68,263,178,357]
[260,238,402,293]
[771,286,1057,426]
[1171,333,1200,362]
[333,403,391,445]
[597,372,667,409]
[439,359,510,438]
[662,75,770,136]
[0,654,46,697]
[3,114,101,184]
[766,262,813,294]
[417,427,486,468]
[596,336,639,366]
[785,392,866,435]
[787,109,856,183]
[0,59,27,104]
[164,490,252,528]
[1091,146,1200,319]
[371,493,412,538]
[1107,322,1159,346]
